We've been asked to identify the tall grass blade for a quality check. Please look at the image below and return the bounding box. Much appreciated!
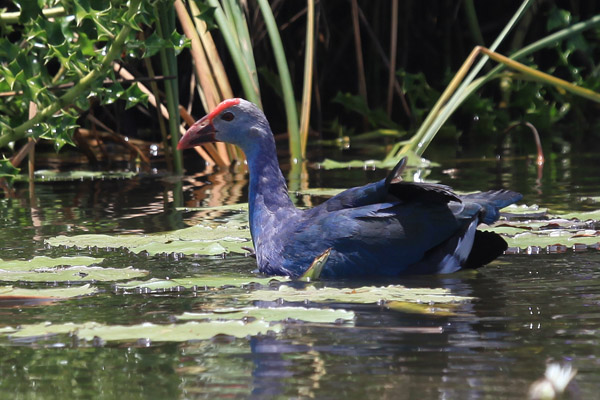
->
[207,0,262,106]
[256,0,301,161]
[176,0,230,166]
[386,0,398,117]
[397,9,600,158]
[299,0,315,156]
[154,3,183,174]
[394,0,534,159]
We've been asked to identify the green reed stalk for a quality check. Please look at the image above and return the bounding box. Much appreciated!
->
[155,3,183,174]
[300,0,315,156]
[256,0,301,161]
[206,0,261,106]
[393,0,533,159]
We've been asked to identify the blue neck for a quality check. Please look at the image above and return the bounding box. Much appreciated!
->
[243,135,296,261]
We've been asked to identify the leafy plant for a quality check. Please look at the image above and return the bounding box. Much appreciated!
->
[0,0,189,173]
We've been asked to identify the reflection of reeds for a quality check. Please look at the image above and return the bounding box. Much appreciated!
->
[181,168,249,222]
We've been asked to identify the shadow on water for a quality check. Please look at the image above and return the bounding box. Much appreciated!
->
[0,151,599,399]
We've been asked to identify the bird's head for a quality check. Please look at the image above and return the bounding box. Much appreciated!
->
[177,98,269,151]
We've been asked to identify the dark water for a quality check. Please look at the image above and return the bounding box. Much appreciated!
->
[1,152,599,399]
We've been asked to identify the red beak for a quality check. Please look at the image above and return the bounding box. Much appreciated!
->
[177,115,218,150]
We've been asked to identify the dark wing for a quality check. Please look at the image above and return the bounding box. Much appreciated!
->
[321,157,460,213]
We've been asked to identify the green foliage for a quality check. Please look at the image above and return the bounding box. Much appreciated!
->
[333,92,401,131]
[0,255,148,282]
[45,222,253,256]
[0,284,97,299]
[0,156,19,178]
[0,0,185,152]
[4,320,282,342]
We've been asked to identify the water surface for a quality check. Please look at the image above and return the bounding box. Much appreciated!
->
[1,152,599,399]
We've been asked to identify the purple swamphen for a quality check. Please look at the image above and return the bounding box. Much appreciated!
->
[178,98,522,279]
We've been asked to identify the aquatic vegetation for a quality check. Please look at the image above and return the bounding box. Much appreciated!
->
[177,307,355,324]
[115,276,285,292]
[46,223,252,256]
[0,256,147,282]
[3,320,282,342]
[245,284,473,305]
[0,284,97,300]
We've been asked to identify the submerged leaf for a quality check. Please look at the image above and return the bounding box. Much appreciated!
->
[178,306,355,324]
[245,285,473,304]
[6,320,281,342]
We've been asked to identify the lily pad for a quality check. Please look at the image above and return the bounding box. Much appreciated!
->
[386,301,462,316]
[176,203,249,212]
[504,230,600,249]
[245,285,474,304]
[500,204,549,218]
[30,170,137,182]
[293,188,345,197]
[316,150,436,170]
[580,196,600,204]
[5,320,281,342]
[553,209,600,221]
[177,306,355,324]
[116,276,287,291]
[0,284,97,300]
[0,256,147,282]
[0,256,103,272]
[45,223,252,256]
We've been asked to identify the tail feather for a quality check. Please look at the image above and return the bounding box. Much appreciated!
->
[461,190,523,224]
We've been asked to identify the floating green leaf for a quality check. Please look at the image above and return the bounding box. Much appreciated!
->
[178,306,355,324]
[553,209,600,221]
[317,150,437,170]
[0,256,103,272]
[46,223,252,256]
[504,230,600,249]
[482,207,600,250]
[0,256,147,282]
[292,188,345,197]
[116,276,287,291]
[500,204,549,217]
[176,203,249,212]
[386,301,462,316]
[245,285,474,304]
[0,284,97,300]
[26,170,137,182]
[580,196,600,204]
[5,320,281,342]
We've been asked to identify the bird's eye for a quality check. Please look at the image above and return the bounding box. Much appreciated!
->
[221,111,235,121]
